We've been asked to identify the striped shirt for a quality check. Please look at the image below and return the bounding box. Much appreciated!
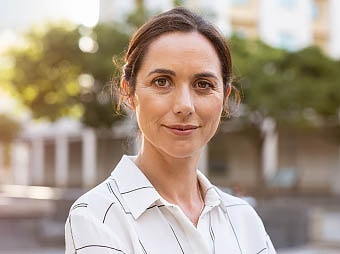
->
[65,155,276,254]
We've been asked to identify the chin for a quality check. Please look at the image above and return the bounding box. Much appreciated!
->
[161,147,201,160]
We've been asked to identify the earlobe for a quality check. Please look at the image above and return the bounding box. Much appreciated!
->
[222,84,232,117]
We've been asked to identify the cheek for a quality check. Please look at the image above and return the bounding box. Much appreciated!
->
[134,94,166,125]
[201,97,223,131]
[201,96,223,116]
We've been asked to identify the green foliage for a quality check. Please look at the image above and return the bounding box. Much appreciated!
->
[3,2,159,128]
[6,22,130,128]
[279,47,340,118]
[229,35,340,127]
[173,0,185,6]
[126,0,151,29]
[79,23,130,127]
[8,25,85,121]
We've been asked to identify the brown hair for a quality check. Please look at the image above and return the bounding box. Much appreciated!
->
[116,6,239,116]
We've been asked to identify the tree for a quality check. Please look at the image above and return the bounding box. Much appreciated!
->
[229,35,340,127]
[77,23,131,127]
[8,25,83,121]
[278,47,340,123]
[6,22,130,128]
[126,0,150,29]
[227,35,340,193]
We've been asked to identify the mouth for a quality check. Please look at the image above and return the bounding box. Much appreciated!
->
[163,124,200,131]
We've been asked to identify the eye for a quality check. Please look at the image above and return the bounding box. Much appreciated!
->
[153,77,171,88]
[194,80,214,90]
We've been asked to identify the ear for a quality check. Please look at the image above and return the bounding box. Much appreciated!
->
[121,79,136,110]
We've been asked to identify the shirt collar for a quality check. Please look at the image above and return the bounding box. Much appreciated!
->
[110,155,161,219]
[197,171,223,208]
[110,155,224,219]
[198,173,249,212]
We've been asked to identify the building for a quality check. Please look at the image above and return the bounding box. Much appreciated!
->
[228,0,340,58]
[0,118,134,188]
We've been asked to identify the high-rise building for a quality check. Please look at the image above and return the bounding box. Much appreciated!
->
[227,0,340,58]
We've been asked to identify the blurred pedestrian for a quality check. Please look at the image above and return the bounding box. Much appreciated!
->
[65,7,276,254]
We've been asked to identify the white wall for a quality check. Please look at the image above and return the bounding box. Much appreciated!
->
[259,0,313,51]
[328,0,340,59]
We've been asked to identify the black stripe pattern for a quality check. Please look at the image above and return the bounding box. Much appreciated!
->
[65,155,276,254]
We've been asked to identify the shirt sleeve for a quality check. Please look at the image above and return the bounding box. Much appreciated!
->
[65,212,128,254]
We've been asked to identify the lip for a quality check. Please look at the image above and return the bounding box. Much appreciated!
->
[163,124,199,136]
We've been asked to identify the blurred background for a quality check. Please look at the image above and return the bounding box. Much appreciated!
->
[1,0,340,253]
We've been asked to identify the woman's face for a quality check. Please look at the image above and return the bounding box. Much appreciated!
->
[132,31,224,159]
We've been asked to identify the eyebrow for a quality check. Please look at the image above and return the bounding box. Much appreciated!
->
[193,72,219,80]
[147,69,219,80]
[147,68,176,77]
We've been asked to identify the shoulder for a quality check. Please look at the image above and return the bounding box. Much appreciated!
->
[215,187,265,228]
[215,188,276,252]
[68,178,123,222]
[65,179,133,253]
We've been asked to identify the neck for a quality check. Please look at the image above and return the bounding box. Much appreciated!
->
[135,142,204,226]
[136,149,200,199]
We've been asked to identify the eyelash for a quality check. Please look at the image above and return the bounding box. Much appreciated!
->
[194,80,215,90]
[152,77,171,88]
[151,77,216,91]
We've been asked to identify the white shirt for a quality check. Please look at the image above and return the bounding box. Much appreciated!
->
[65,155,276,254]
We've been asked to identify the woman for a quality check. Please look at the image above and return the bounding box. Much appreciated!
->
[65,7,276,254]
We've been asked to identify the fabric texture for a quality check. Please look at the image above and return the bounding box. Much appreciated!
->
[65,155,276,254]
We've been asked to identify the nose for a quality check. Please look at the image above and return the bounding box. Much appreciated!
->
[172,85,194,116]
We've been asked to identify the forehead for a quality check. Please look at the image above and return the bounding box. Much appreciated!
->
[148,31,218,58]
[140,31,222,75]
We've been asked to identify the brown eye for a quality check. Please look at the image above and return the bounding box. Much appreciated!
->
[195,80,214,89]
[153,77,171,88]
